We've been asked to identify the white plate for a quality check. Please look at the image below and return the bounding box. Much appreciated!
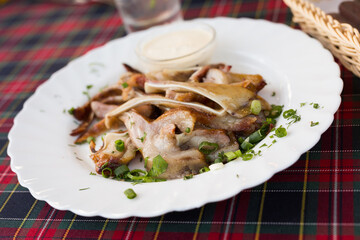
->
[8,18,343,219]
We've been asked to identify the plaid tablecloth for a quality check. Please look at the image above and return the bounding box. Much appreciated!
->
[1,0,359,239]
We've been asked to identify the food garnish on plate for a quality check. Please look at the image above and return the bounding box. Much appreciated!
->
[69,63,281,180]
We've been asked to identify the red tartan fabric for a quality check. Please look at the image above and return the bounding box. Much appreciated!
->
[0,0,359,239]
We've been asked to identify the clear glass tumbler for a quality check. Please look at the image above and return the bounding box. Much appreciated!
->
[114,0,183,33]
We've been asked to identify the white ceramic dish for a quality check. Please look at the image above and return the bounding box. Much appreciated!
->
[8,18,343,219]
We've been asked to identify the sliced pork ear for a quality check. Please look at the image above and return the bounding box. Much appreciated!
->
[72,86,123,122]
[122,63,142,74]
[119,109,207,179]
[146,68,197,82]
[145,81,257,118]
[104,95,227,128]
[74,118,123,144]
[90,132,137,173]
[176,129,239,163]
[91,101,118,119]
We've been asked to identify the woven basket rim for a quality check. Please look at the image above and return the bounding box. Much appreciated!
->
[284,0,360,49]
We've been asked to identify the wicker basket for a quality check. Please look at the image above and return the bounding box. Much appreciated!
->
[283,0,360,77]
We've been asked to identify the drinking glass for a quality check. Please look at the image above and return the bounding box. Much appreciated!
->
[114,0,183,33]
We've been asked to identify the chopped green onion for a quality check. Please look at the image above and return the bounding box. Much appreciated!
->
[115,139,125,152]
[124,188,137,199]
[266,118,277,125]
[122,82,129,88]
[248,130,264,144]
[250,100,262,115]
[144,157,149,168]
[313,103,320,109]
[234,149,242,157]
[275,126,287,138]
[199,166,210,173]
[89,172,96,175]
[198,141,219,155]
[242,153,253,161]
[224,151,237,161]
[149,155,168,177]
[272,92,276,96]
[114,165,129,177]
[300,102,306,107]
[238,137,245,144]
[101,167,112,178]
[283,109,297,119]
[86,136,95,143]
[241,139,254,151]
[127,169,148,180]
[79,187,90,191]
[185,127,191,133]
[183,174,193,180]
[86,84,93,90]
[268,105,283,118]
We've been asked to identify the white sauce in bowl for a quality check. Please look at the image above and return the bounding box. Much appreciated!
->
[136,22,216,71]
[142,29,213,61]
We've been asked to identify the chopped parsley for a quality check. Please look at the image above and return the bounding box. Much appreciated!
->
[68,107,75,115]
[310,121,319,127]
[79,187,90,191]
[275,126,287,138]
[272,92,276,96]
[122,82,129,88]
[138,132,147,142]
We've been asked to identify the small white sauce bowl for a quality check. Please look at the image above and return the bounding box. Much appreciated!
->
[136,21,216,71]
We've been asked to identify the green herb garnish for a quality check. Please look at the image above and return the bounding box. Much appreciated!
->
[101,167,112,178]
[183,174,193,180]
[114,165,129,177]
[86,136,95,143]
[185,127,191,133]
[68,107,75,115]
[122,82,129,88]
[242,153,253,161]
[199,141,219,155]
[148,155,168,177]
[138,132,147,142]
[124,188,137,199]
[268,105,283,118]
[224,151,237,161]
[199,166,210,173]
[310,121,319,127]
[250,100,262,115]
[313,103,320,109]
[275,126,287,138]
[115,139,125,152]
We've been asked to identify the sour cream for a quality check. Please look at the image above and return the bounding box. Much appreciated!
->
[142,29,213,61]
[136,22,216,71]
